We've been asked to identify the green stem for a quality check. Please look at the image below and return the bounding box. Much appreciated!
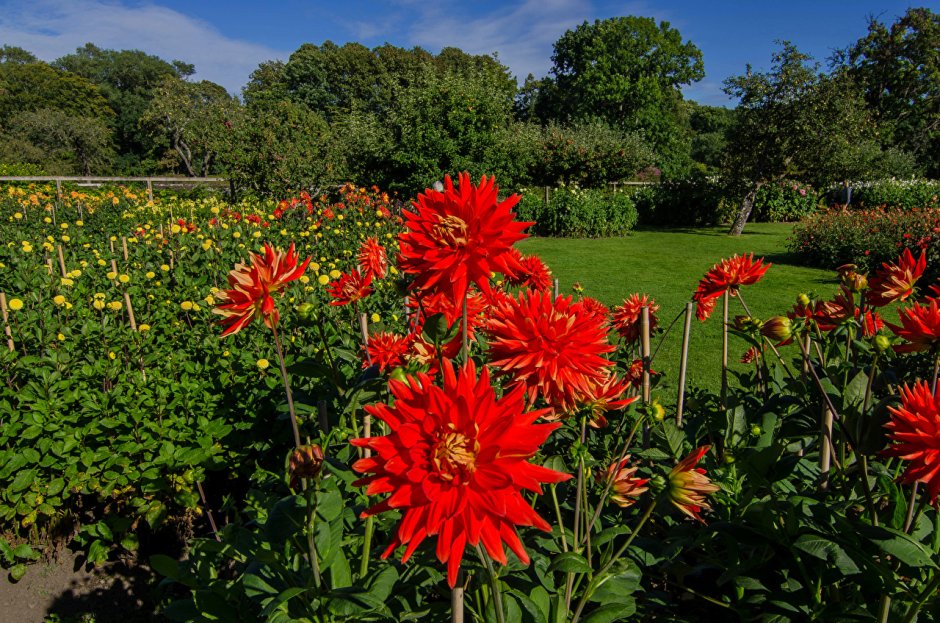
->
[550,485,569,552]
[901,572,940,623]
[476,545,505,623]
[360,515,374,579]
[271,323,301,449]
[570,500,657,623]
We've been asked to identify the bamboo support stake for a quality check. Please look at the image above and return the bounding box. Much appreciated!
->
[110,259,118,274]
[553,278,560,299]
[109,238,115,255]
[452,571,466,623]
[121,236,128,262]
[45,258,53,275]
[146,179,154,203]
[641,306,651,447]
[123,292,137,332]
[820,406,834,491]
[676,301,694,426]
[0,293,13,352]
[56,245,67,278]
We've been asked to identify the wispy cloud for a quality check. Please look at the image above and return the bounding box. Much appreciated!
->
[402,0,592,81]
[0,0,285,93]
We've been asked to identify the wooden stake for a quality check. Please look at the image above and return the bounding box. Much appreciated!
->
[641,306,651,447]
[109,238,115,255]
[146,179,154,203]
[676,301,694,426]
[56,245,67,278]
[553,278,560,299]
[121,236,128,262]
[452,571,465,623]
[45,258,53,275]
[820,406,834,491]
[110,259,118,274]
[123,292,137,332]
[0,293,13,352]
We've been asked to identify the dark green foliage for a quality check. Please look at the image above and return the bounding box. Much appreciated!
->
[633,171,731,226]
[516,186,638,237]
[751,180,819,222]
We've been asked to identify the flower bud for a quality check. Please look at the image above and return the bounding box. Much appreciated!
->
[289,444,325,489]
[874,334,892,353]
[733,315,763,333]
[750,425,762,436]
[296,302,316,322]
[797,293,810,307]
[760,316,792,342]
[651,401,665,421]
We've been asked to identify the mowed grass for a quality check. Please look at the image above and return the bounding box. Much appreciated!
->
[517,223,836,397]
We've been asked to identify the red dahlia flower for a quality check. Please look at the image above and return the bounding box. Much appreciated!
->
[600,457,649,508]
[398,173,531,303]
[408,288,487,340]
[365,332,413,371]
[866,249,926,307]
[504,249,553,292]
[327,269,373,306]
[352,361,571,588]
[213,242,311,337]
[889,299,940,353]
[884,382,940,503]
[486,290,615,414]
[667,446,720,523]
[573,296,611,324]
[578,374,637,428]
[357,237,388,279]
[612,294,659,342]
[692,254,770,321]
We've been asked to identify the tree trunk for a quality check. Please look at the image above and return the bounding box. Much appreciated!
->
[728,183,761,236]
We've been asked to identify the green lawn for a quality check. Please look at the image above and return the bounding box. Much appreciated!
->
[517,223,836,397]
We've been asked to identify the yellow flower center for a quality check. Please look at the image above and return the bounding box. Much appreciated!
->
[432,425,479,483]
[432,215,469,247]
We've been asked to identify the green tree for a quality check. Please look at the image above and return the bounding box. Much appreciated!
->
[0,61,113,121]
[140,76,241,177]
[54,43,194,172]
[538,16,704,176]
[0,45,36,65]
[687,101,734,172]
[723,43,899,235]
[835,7,940,176]
[0,109,114,174]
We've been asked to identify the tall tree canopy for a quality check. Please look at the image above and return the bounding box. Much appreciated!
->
[835,7,940,176]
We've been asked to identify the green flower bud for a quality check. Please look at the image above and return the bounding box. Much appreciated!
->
[797,293,810,306]
[874,334,891,353]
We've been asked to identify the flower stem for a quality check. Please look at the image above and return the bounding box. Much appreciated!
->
[570,499,657,623]
[476,544,506,623]
[550,485,569,552]
[271,323,301,449]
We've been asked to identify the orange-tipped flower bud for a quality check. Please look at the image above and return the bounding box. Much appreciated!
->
[760,316,792,342]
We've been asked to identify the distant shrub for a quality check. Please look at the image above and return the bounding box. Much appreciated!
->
[789,205,940,280]
[825,179,940,211]
[751,180,820,222]
[517,185,638,237]
[633,171,731,226]
[0,163,46,176]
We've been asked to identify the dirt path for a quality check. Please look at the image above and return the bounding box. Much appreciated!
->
[0,550,164,623]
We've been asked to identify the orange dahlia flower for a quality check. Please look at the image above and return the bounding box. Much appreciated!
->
[357,237,388,279]
[352,361,571,588]
[889,299,940,353]
[884,382,940,503]
[866,248,926,307]
[600,457,649,508]
[214,242,311,337]
[398,173,530,304]
[364,332,413,371]
[577,373,638,428]
[486,290,615,414]
[692,254,770,321]
[667,446,720,523]
[612,294,659,342]
[327,269,373,306]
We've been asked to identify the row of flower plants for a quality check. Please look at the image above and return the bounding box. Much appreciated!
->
[4,175,940,621]
[789,203,940,281]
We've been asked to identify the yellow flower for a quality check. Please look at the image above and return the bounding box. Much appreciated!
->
[61,235,70,242]
[309,262,320,272]
[257,358,270,370]
[299,275,309,284]
[107,301,122,311]
[75,220,83,226]
[204,295,215,306]
[52,295,66,306]
[138,323,150,332]
[97,259,106,266]
[252,230,261,238]
[222,350,230,357]
[160,264,170,272]
[56,333,65,341]
[170,224,182,234]
[93,299,106,310]
[43,217,51,224]
[329,269,341,279]
[180,301,194,311]
[232,231,241,239]
[371,313,380,323]
[13,212,22,219]
[317,275,330,285]
[108,351,116,360]
[118,274,130,284]
[145,271,155,279]
[60,222,68,229]
[21,243,32,253]
[106,271,117,280]
[60,278,74,287]
[7,298,23,311]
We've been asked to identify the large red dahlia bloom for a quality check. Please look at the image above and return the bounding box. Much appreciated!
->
[888,299,940,353]
[884,382,940,503]
[486,290,615,414]
[352,361,571,588]
[612,294,659,342]
[327,269,374,306]
[398,173,531,303]
[866,249,926,307]
[692,254,770,321]
[213,242,311,337]
[357,237,388,279]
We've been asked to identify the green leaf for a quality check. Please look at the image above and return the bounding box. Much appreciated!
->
[87,540,108,566]
[144,501,167,528]
[589,559,641,604]
[548,552,591,574]
[9,564,26,582]
[865,527,937,569]
[12,544,39,561]
[150,554,180,581]
[581,599,636,623]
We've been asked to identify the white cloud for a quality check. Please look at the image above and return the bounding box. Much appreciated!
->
[0,0,286,93]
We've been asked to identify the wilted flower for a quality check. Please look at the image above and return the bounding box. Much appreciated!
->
[289,444,325,490]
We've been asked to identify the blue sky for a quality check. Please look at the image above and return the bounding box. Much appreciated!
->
[0,0,933,106]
